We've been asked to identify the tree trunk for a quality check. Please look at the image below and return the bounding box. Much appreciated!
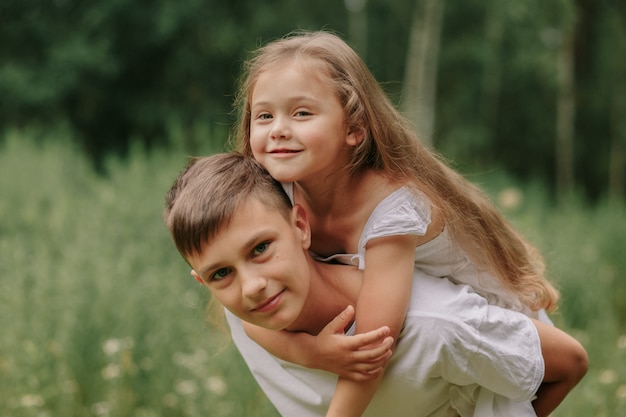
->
[608,9,626,202]
[555,29,576,198]
[480,2,504,147]
[401,0,445,147]
[345,0,368,60]
[609,96,625,202]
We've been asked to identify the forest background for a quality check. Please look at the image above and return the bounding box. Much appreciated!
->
[1,0,625,416]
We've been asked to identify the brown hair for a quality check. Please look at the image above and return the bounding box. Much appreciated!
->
[232,30,558,311]
[164,153,292,260]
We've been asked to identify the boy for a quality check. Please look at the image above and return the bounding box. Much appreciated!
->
[164,153,585,417]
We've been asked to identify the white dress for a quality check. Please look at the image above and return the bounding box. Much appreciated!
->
[315,185,540,319]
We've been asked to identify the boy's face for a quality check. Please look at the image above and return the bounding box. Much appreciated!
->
[189,198,312,331]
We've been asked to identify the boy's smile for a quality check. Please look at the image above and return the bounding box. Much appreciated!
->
[188,199,312,331]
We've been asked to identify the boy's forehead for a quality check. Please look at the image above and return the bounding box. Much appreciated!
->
[193,198,292,275]
[216,197,289,238]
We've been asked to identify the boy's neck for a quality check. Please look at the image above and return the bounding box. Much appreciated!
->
[287,258,361,335]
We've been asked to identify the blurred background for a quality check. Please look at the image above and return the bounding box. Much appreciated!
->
[1,1,625,416]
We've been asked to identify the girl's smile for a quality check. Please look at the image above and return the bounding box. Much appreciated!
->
[249,59,360,184]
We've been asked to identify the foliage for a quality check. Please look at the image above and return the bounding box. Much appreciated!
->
[2,134,626,416]
[1,0,624,198]
[0,0,347,170]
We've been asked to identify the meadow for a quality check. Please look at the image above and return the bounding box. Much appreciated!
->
[1,132,625,417]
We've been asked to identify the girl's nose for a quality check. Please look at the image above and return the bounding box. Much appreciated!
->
[270,117,291,140]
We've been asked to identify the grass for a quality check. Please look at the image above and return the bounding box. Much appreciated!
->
[1,132,625,416]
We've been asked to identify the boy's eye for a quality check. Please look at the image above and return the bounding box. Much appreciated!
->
[253,242,269,256]
[211,268,232,281]
[294,110,311,117]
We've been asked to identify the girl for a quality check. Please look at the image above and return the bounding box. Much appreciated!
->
[232,30,587,417]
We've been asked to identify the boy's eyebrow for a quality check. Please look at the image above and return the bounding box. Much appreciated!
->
[197,230,271,277]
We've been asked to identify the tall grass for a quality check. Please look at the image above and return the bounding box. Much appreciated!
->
[1,132,625,416]
[482,178,626,416]
[0,133,277,417]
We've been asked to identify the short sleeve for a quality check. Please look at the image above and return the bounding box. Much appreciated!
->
[360,187,431,245]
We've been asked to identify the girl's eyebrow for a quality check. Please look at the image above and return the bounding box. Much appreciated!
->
[251,95,319,109]
[197,230,271,277]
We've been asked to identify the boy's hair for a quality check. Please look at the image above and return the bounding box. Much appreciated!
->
[164,153,292,260]
[233,30,559,311]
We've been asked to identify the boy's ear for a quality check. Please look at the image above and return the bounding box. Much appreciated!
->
[190,270,204,285]
[291,204,311,250]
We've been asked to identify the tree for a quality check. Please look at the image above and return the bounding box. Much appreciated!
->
[479,0,504,153]
[606,4,626,202]
[0,0,349,168]
[401,0,445,146]
[345,0,368,60]
[555,4,577,198]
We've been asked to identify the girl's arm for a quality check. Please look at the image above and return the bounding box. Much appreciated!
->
[531,319,588,417]
[242,309,394,379]
[326,233,419,417]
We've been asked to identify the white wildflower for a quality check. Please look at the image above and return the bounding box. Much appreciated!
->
[20,394,44,407]
[91,401,111,416]
[497,188,523,211]
[103,339,122,356]
[205,376,228,396]
[101,363,121,380]
[173,349,208,370]
[599,369,618,385]
[175,379,198,396]
[102,337,135,356]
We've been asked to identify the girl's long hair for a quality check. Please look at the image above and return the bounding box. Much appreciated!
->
[233,30,559,311]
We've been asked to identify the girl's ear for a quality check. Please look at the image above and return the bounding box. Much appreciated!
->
[346,125,365,147]
[190,270,204,285]
[291,204,311,250]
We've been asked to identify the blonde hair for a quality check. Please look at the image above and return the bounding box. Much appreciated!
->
[233,30,559,311]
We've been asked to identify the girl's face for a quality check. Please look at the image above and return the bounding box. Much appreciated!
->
[249,60,361,184]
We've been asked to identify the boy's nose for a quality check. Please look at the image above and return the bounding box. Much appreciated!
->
[240,271,268,298]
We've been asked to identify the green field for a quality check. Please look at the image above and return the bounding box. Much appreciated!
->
[2,133,625,416]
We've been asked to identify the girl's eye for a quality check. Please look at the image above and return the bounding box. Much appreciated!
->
[211,268,232,281]
[253,242,269,256]
[257,113,272,120]
[294,110,311,117]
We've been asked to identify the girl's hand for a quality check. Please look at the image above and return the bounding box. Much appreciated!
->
[313,305,394,381]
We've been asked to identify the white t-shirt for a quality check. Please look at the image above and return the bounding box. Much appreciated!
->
[226,269,543,417]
